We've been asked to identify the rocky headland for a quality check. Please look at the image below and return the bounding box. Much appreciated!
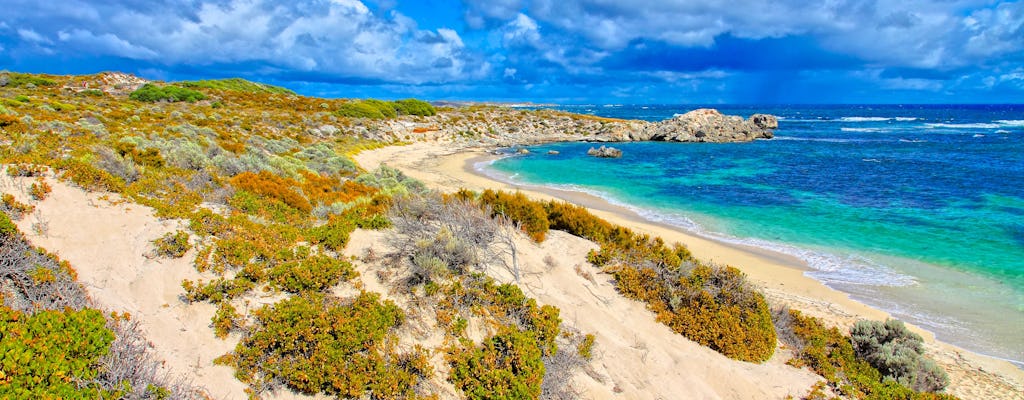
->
[354,106,776,147]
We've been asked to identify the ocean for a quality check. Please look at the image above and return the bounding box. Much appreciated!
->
[483,104,1024,365]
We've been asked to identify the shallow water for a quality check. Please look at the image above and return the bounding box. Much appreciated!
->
[491,104,1024,365]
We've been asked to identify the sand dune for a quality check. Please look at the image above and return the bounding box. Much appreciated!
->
[3,143,1021,399]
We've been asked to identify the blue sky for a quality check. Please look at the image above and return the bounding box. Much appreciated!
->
[1,0,1022,103]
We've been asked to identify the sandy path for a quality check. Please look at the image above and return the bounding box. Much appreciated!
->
[1,173,250,399]
[354,142,1024,400]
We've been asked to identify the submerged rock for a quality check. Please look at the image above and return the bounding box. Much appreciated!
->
[587,145,622,158]
[547,150,560,155]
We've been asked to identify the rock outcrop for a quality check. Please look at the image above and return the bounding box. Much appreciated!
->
[356,106,776,146]
[587,145,623,158]
[631,109,776,142]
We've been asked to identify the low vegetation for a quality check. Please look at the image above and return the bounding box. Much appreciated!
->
[151,230,191,258]
[218,292,432,399]
[774,308,954,399]
[129,83,206,103]
[0,213,202,398]
[178,78,295,95]
[335,98,437,119]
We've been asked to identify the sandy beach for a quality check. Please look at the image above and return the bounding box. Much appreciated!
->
[355,141,1024,400]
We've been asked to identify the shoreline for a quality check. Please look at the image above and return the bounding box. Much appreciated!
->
[354,141,1024,399]
[473,151,1024,369]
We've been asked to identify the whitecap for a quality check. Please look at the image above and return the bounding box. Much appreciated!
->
[862,158,881,163]
[841,127,884,133]
[995,130,1011,134]
[841,116,890,122]
[894,117,919,121]
[925,122,1001,129]
[898,138,926,143]
[773,136,863,143]
[996,119,1024,126]
[973,134,985,138]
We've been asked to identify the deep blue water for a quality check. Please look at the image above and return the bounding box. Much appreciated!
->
[488,104,1024,364]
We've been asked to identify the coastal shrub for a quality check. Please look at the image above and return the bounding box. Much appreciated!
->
[1,194,34,219]
[299,170,377,206]
[224,291,431,398]
[780,309,957,399]
[212,301,241,339]
[355,165,427,195]
[269,254,356,293]
[28,178,52,201]
[229,170,311,212]
[6,164,45,177]
[393,99,436,116]
[94,147,141,184]
[334,99,398,119]
[0,211,19,238]
[614,263,776,362]
[152,230,191,258]
[3,72,57,87]
[179,78,295,95]
[850,319,949,392]
[0,307,118,399]
[115,141,165,167]
[448,328,546,400]
[57,158,126,192]
[478,189,550,242]
[129,84,206,103]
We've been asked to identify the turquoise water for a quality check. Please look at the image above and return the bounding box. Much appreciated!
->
[487,105,1024,365]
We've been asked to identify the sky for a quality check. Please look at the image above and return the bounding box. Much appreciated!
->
[1,0,1022,104]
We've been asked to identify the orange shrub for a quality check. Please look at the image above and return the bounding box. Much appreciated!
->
[229,170,311,212]
[478,189,549,242]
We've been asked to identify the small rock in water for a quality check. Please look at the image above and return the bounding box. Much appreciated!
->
[547,150,560,155]
[517,148,530,154]
[587,145,622,158]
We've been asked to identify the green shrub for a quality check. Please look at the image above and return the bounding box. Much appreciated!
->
[334,99,398,119]
[577,333,596,360]
[614,263,776,362]
[58,158,126,192]
[0,211,19,238]
[129,84,206,103]
[225,292,430,398]
[780,309,957,399]
[0,307,118,399]
[850,319,949,392]
[152,231,191,258]
[179,78,294,94]
[3,73,57,88]
[393,99,436,116]
[478,190,550,242]
[28,178,52,201]
[448,328,546,400]
[270,254,356,293]
[2,193,35,219]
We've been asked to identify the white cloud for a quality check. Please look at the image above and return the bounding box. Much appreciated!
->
[17,28,50,44]
[2,0,486,84]
[466,0,1023,71]
[57,29,158,59]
